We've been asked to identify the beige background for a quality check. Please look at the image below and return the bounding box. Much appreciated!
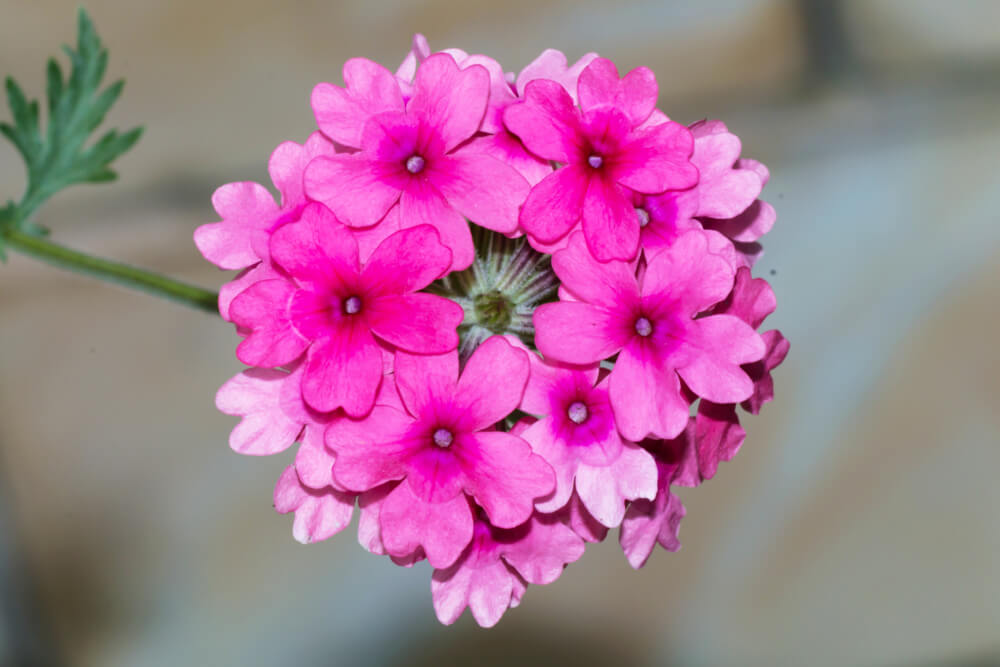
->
[1,1,999,665]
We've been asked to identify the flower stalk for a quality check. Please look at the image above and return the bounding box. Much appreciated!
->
[1,227,219,313]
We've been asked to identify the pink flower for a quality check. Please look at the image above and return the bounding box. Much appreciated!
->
[274,466,355,544]
[534,230,765,440]
[229,204,463,416]
[619,441,688,568]
[432,512,585,627]
[518,348,657,526]
[306,53,531,270]
[515,49,598,104]
[711,266,790,413]
[195,132,335,271]
[690,121,776,266]
[504,57,697,261]
[325,336,555,568]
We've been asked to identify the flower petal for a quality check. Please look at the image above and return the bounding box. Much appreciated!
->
[431,151,529,234]
[534,301,628,365]
[551,232,639,309]
[459,431,554,528]
[304,154,403,228]
[367,293,462,354]
[676,314,764,403]
[399,180,474,271]
[500,513,585,585]
[575,442,657,527]
[311,58,404,148]
[619,477,686,569]
[503,79,581,162]
[274,467,355,544]
[393,350,459,421]
[269,204,359,291]
[361,225,452,295]
[610,343,689,441]
[327,405,419,491]
[409,53,489,152]
[231,280,308,368]
[642,229,735,315]
[519,165,588,244]
[582,175,641,262]
[578,57,658,126]
[454,336,530,431]
[215,368,302,456]
[301,323,383,416]
[380,481,473,568]
[694,400,746,481]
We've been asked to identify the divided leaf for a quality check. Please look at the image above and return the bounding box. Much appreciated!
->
[0,8,142,242]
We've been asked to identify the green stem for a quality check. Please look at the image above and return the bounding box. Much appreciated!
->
[3,229,220,314]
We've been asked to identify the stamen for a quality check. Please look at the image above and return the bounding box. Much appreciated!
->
[634,316,653,337]
[406,155,426,174]
[636,207,650,228]
[567,401,589,425]
[343,295,362,315]
[587,154,603,169]
[432,428,454,448]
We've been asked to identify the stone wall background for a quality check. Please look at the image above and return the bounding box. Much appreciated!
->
[1,1,999,665]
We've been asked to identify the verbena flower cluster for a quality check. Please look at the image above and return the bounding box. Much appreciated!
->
[196,35,788,627]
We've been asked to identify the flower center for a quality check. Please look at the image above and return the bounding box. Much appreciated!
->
[473,289,513,332]
[636,207,650,228]
[634,316,653,337]
[342,295,362,315]
[587,154,603,169]
[567,401,589,425]
[427,227,559,365]
[432,428,454,448]
[405,155,426,174]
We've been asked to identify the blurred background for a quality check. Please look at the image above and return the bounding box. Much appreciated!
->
[1,0,999,665]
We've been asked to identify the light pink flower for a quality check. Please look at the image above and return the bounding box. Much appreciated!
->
[556,490,610,543]
[325,336,554,568]
[504,57,697,261]
[534,231,765,441]
[306,53,530,270]
[195,132,336,271]
[690,121,776,266]
[518,349,657,526]
[432,512,584,627]
[515,49,599,104]
[274,466,355,544]
[619,458,686,569]
[229,205,462,416]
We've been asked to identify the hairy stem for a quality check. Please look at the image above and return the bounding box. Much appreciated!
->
[3,228,219,314]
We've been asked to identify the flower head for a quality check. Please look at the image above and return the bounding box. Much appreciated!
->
[202,38,787,627]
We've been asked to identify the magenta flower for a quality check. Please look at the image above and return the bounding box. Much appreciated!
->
[517,348,657,526]
[229,204,462,416]
[712,266,790,413]
[306,53,530,270]
[325,336,555,568]
[534,231,765,441]
[504,57,697,261]
[432,512,584,627]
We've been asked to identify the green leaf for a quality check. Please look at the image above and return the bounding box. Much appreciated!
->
[1,8,143,226]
